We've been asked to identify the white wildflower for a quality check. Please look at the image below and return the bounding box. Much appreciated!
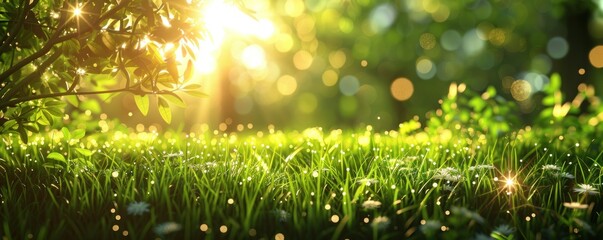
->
[541,164,560,171]
[127,201,150,216]
[553,172,575,179]
[164,151,184,158]
[362,200,382,210]
[433,167,462,182]
[356,178,379,186]
[574,183,600,195]
[468,165,495,171]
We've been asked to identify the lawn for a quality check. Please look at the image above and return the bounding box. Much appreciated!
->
[1,124,601,239]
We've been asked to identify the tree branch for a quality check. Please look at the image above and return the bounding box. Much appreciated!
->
[0,0,31,54]
[0,88,169,110]
[0,49,62,102]
[0,0,132,85]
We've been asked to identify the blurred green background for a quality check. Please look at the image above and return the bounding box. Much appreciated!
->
[92,0,603,132]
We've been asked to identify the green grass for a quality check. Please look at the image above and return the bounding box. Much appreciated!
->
[0,126,602,239]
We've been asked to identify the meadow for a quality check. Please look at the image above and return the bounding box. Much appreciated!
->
[1,122,602,239]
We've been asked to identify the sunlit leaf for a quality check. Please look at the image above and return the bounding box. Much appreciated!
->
[37,112,51,126]
[41,110,54,126]
[183,60,194,82]
[47,152,66,163]
[2,120,17,130]
[157,97,172,124]
[160,92,186,108]
[183,83,202,90]
[183,90,208,98]
[166,57,179,83]
[75,148,93,157]
[45,107,63,117]
[61,127,71,139]
[100,32,115,50]
[72,129,86,139]
[63,95,80,107]
[134,94,150,116]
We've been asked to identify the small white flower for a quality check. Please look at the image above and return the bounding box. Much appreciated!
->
[574,183,600,195]
[433,167,462,182]
[468,165,495,171]
[362,200,382,210]
[356,178,379,185]
[553,172,575,179]
[126,201,150,216]
[164,151,184,158]
[371,216,390,230]
[154,222,182,236]
[541,164,560,171]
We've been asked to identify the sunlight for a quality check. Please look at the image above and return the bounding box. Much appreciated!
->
[190,1,276,74]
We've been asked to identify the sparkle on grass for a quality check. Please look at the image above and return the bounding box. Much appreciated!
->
[73,7,82,17]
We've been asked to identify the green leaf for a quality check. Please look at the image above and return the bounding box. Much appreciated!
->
[44,100,66,108]
[75,148,93,157]
[546,73,561,94]
[18,127,28,144]
[160,92,186,108]
[183,90,208,98]
[45,107,63,117]
[183,83,202,90]
[2,119,17,130]
[183,59,194,82]
[166,56,179,83]
[61,127,71,139]
[47,152,66,163]
[36,112,51,126]
[158,97,172,124]
[72,129,86,139]
[64,95,80,107]
[100,32,115,49]
[41,110,55,126]
[134,94,150,116]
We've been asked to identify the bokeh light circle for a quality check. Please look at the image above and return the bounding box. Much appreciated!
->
[546,37,569,59]
[510,79,532,101]
[589,45,603,68]
[390,78,414,101]
[339,75,360,96]
[277,75,298,95]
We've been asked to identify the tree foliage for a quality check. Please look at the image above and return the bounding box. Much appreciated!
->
[0,0,209,142]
